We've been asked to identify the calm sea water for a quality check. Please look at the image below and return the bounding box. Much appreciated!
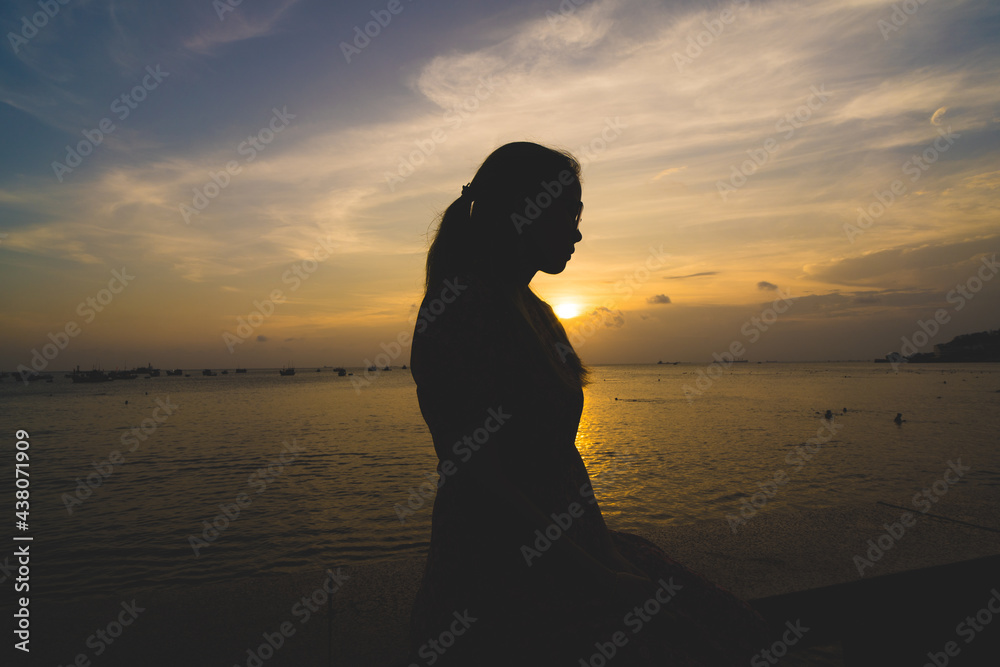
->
[2,363,998,603]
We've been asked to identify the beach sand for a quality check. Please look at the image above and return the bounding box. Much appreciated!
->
[29,502,1000,666]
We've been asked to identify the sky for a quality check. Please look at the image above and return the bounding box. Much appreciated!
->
[1,0,999,371]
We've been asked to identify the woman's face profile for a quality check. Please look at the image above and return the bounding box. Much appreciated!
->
[523,180,583,276]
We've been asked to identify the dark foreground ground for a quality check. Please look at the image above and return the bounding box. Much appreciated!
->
[17,503,1000,666]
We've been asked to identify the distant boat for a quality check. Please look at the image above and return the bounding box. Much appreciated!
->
[110,370,137,380]
[26,372,54,382]
[367,365,377,372]
[221,370,229,375]
[316,368,322,372]
[279,367,295,376]
[71,366,111,383]
[382,365,392,371]
[166,369,183,376]
[202,369,217,376]
[401,364,407,370]
[733,357,749,363]
[235,368,247,374]
[133,363,160,377]
[332,366,346,376]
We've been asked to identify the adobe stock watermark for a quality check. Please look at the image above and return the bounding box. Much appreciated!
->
[17,267,134,383]
[726,417,842,533]
[409,610,477,667]
[717,85,830,202]
[922,588,1000,666]
[844,125,960,242]
[853,459,970,576]
[352,276,468,392]
[394,406,511,522]
[578,577,683,666]
[49,600,145,664]
[7,0,72,55]
[188,439,304,556]
[888,254,997,371]
[672,0,751,72]
[384,75,501,192]
[180,106,295,224]
[575,117,627,168]
[510,169,577,234]
[213,0,245,21]
[546,0,591,28]
[682,289,793,400]
[504,118,626,230]
[520,482,599,567]
[62,396,178,515]
[750,620,811,666]
[222,232,334,352]
[341,0,416,63]
[51,65,169,182]
[559,243,668,355]
[877,0,932,40]
[233,568,349,667]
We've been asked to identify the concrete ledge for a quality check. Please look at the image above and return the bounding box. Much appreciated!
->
[23,503,1000,666]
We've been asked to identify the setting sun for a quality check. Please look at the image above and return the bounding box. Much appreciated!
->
[554,302,583,319]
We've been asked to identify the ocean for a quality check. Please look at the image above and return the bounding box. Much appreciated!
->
[3,362,998,604]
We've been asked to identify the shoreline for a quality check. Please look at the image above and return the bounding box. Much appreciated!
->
[28,502,1000,666]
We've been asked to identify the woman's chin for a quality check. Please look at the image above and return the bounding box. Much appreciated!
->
[540,259,569,275]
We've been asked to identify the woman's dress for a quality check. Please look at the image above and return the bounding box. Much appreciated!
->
[407,274,769,666]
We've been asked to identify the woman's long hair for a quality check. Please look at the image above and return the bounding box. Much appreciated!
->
[423,142,589,389]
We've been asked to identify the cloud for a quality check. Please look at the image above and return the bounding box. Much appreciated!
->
[931,106,949,125]
[664,272,718,280]
[652,166,687,181]
[182,0,301,54]
[589,306,625,328]
[803,236,1000,288]
[647,294,671,304]
[757,281,779,291]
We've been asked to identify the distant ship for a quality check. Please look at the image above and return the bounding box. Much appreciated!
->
[133,363,160,377]
[235,368,247,374]
[166,369,183,376]
[367,365,377,372]
[279,366,295,376]
[202,369,217,376]
[71,366,111,383]
[332,366,347,376]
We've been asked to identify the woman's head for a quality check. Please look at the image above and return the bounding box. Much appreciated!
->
[425,142,582,288]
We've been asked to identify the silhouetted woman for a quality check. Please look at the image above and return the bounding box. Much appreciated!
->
[408,142,767,665]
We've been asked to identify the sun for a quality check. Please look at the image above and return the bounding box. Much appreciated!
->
[553,302,583,319]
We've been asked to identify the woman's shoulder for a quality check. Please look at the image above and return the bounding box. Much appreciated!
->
[415,274,504,336]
